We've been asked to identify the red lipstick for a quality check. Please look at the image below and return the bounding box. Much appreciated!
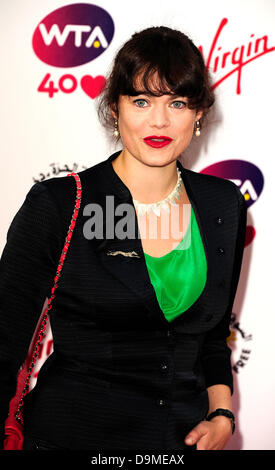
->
[143,135,172,148]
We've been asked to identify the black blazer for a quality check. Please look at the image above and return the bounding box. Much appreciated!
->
[0,150,247,450]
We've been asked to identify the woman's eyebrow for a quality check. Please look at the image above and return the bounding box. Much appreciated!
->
[168,95,188,100]
[131,91,153,96]
[132,90,187,100]
[131,91,185,98]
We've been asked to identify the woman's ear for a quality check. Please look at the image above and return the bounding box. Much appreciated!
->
[195,109,203,122]
[110,103,118,120]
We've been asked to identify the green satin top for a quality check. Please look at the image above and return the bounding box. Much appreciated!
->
[144,206,207,323]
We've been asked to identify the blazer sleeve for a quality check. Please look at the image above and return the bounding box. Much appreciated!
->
[200,185,247,395]
[0,182,63,447]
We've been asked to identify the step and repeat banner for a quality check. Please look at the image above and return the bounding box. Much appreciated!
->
[1,0,274,450]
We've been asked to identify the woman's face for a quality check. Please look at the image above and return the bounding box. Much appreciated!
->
[111,76,203,168]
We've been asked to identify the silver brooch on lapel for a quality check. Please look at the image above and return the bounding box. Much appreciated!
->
[106,250,140,258]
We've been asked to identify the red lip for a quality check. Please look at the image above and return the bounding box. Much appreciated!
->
[143,135,172,149]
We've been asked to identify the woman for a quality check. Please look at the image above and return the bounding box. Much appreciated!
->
[0,26,247,450]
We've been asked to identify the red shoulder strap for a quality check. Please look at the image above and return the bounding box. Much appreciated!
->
[13,172,82,426]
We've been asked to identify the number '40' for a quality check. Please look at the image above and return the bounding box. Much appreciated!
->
[38,73,77,97]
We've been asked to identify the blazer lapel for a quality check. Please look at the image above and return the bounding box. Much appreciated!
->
[86,152,166,325]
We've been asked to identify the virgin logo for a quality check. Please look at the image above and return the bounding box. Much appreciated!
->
[199,18,275,94]
[32,3,115,67]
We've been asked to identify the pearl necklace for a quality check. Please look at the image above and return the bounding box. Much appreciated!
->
[132,167,184,217]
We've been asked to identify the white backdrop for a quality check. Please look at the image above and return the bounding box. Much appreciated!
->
[1,0,274,450]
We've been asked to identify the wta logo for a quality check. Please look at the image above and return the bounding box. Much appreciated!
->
[32,3,115,67]
[200,159,264,209]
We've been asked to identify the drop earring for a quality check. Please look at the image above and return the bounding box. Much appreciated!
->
[113,120,120,138]
[194,121,201,137]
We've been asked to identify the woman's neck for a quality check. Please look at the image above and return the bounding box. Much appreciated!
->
[112,149,180,203]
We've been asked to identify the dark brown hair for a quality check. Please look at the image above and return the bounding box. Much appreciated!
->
[97,26,214,138]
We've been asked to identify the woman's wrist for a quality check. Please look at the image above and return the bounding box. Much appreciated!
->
[208,415,233,434]
[206,408,235,434]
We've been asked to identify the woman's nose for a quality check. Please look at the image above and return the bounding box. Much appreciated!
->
[149,105,170,128]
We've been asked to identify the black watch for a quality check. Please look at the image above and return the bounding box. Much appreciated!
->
[206,408,235,434]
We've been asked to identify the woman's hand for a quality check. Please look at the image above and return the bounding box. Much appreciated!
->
[184,416,232,450]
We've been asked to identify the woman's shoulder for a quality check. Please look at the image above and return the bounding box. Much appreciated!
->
[184,165,236,187]
[183,166,243,206]
[29,159,104,201]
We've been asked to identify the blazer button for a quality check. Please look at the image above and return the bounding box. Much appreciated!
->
[216,216,223,224]
[217,247,225,254]
[160,363,168,373]
[157,399,166,407]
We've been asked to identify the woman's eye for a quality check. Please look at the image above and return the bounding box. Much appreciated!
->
[133,99,148,107]
[171,101,187,109]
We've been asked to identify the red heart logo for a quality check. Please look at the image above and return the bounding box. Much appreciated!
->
[245,225,256,247]
[80,75,106,99]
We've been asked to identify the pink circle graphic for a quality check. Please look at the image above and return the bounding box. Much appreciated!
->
[32,3,115,67]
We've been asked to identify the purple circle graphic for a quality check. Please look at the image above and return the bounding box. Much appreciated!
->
[200,159,264,209]
[32,3,115,67]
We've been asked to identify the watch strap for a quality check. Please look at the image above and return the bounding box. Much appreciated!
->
[206,408,235,434]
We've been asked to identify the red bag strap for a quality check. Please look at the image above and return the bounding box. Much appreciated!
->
[14,172,82,425]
